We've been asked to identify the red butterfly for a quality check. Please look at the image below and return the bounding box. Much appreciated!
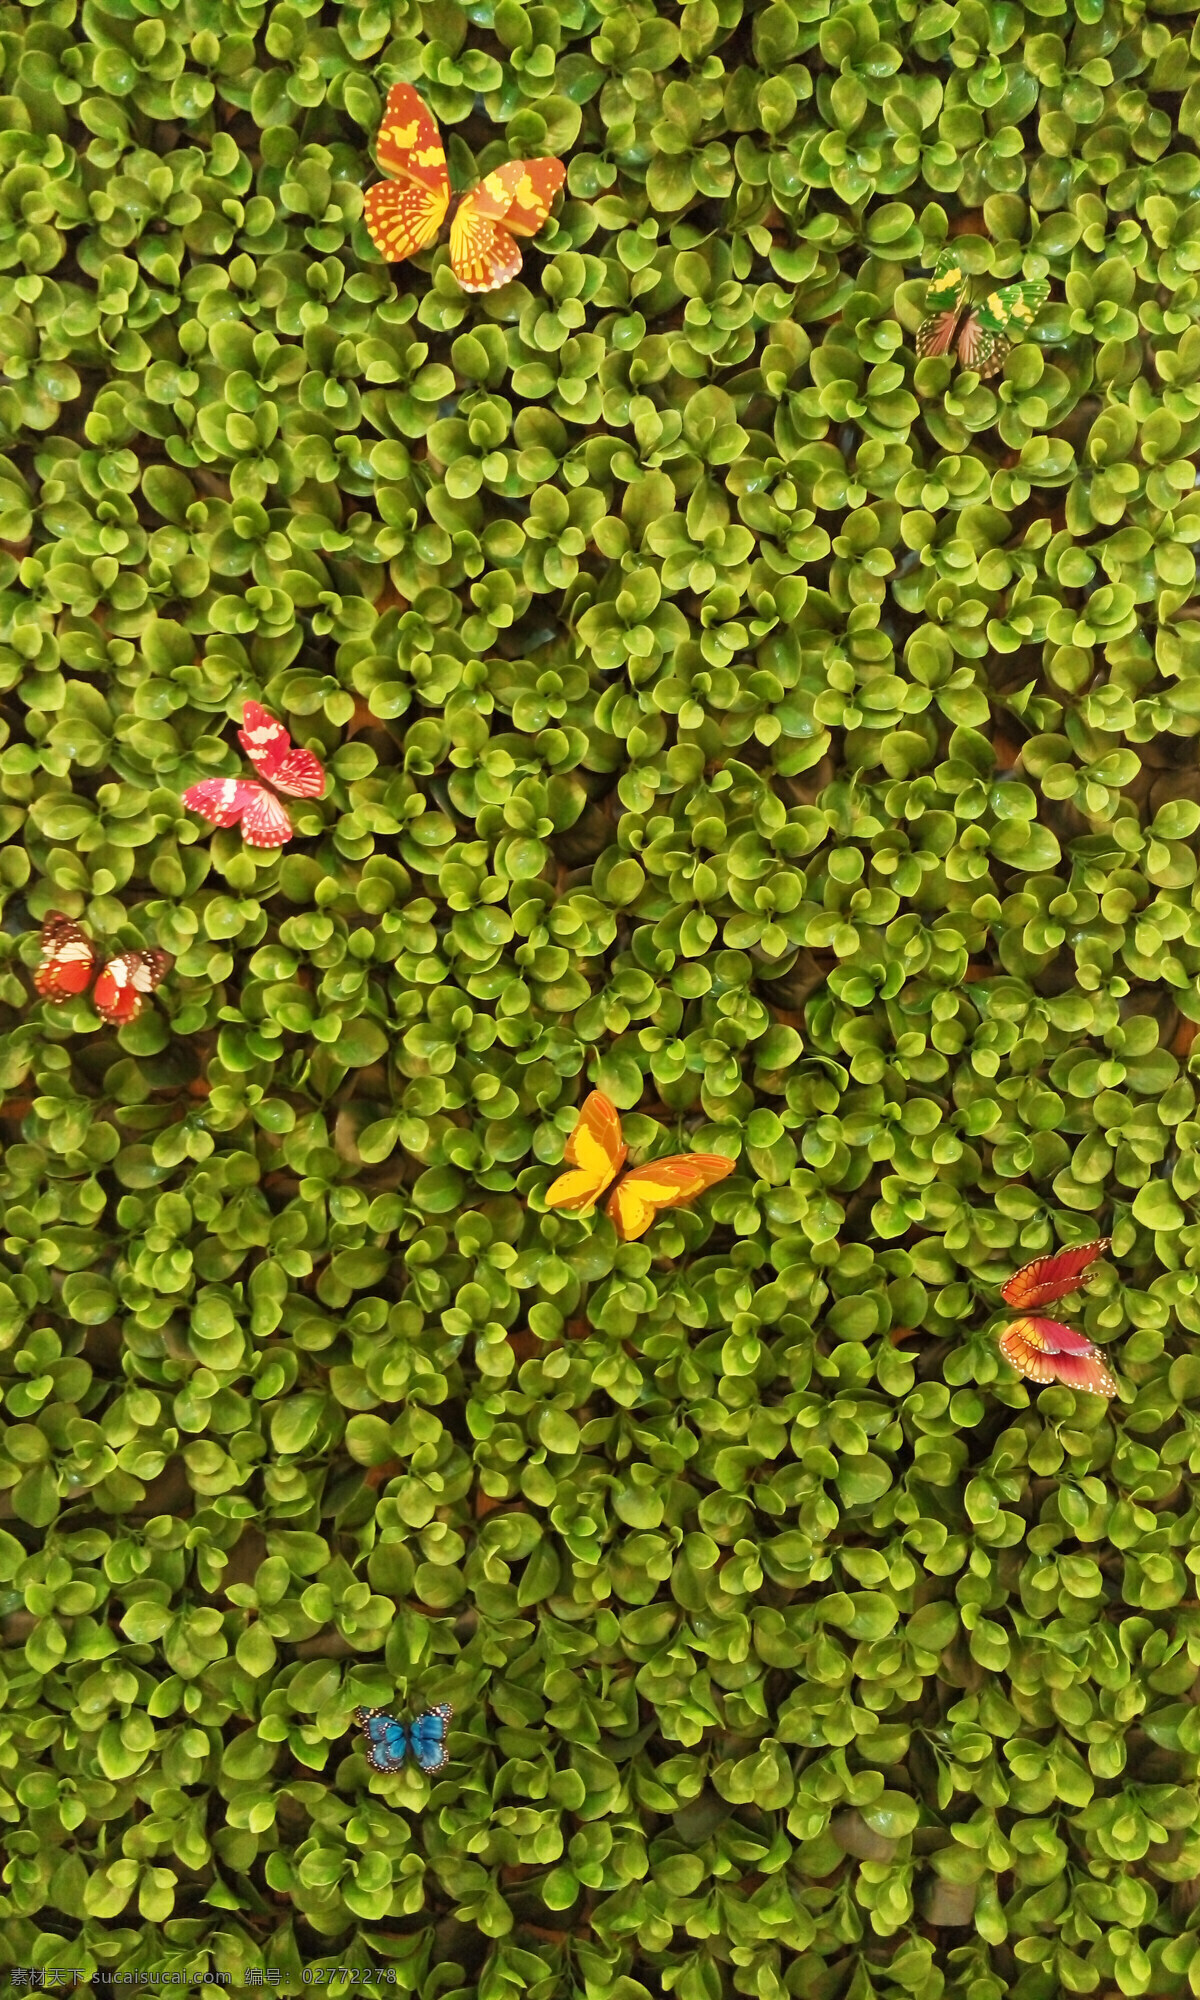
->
[35,915,172,1026]
[997,1238,1116,1399]
[182,701,326,849]
[1001,1238,1110,1311]
[998,1318,1118,1400]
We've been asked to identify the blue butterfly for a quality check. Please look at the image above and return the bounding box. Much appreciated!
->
[354,1703,452,1775]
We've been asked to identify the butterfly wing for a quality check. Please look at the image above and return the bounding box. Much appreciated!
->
[374,82,450,197]
[92,950,172,1027]
[999,1317,1118,1399]
[974,280,1050,337]
[365,179,449,266]
[355,1707,409,1774]
[35,915,96,1001]
[449,158,565,294]
[408,1704,452,1775]
[960,281,1050,378]
[545,1091,627,1212]
[607,1153,735,1242]
[1001,1239,1111,1311]
[955,311,1006,377]
[916,251,970,359]
[182,778,295,849]
[238,702,326,799]
[364,82,450,264]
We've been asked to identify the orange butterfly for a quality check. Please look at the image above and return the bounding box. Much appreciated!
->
[364,82,565,293]
[1000,1238,1110,1311]
[545,1091,734,1242]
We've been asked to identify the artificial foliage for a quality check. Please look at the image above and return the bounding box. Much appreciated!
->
[3,0,1200,1993]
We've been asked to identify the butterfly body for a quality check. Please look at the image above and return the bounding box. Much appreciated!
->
[355,1704,452,1775]
[365,83,564,294]
[916,250,1049,379]
[34,916,171,1025]
[183,701,326,849]
[545,1091,734,1242]
[997,1238,1115,1398]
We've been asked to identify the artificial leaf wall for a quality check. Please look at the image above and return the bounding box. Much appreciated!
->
[1,0,1200,1994]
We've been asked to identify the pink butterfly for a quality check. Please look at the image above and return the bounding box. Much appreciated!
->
[182,702,326,848]
[999,1317,1117,1399]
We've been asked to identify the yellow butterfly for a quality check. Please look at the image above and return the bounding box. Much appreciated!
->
[545,1091,734,1241]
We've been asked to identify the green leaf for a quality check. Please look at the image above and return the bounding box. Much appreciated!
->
[333,1018,389,1067]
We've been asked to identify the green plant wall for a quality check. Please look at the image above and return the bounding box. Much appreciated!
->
[3,0,1200,1993]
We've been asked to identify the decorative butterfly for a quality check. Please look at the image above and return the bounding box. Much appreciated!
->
[916,251,1050,378]
[34,915,172,1027]
[364,82,565,294]
[997,1238,1116,1398]
[182,701,326,850]
[1001,1238,1111,1311]
[545,1090,734,1242]
[354,1704,452,1775]
[998,1318,1118,1400]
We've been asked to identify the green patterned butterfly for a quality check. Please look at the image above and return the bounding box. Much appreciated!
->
[916,251,1050,379]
